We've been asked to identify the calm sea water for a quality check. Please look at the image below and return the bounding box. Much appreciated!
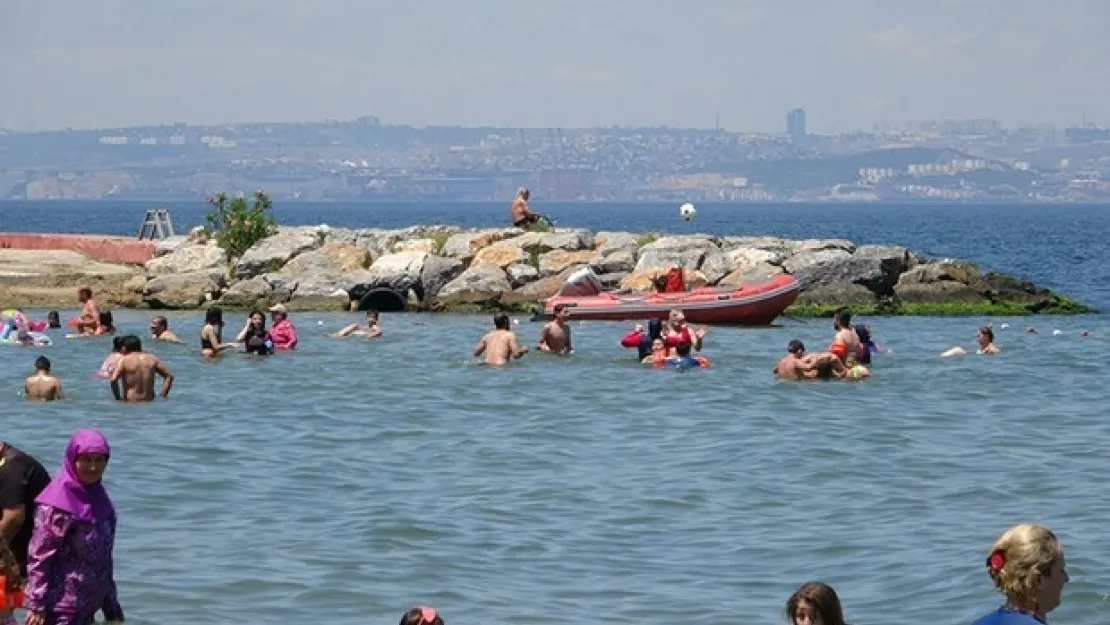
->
[1,201,1108,624]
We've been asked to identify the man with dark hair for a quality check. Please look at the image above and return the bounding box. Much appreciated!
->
[474,313,528,366]
[24,356,63,401]
[774,339,808,379]
[110,334,174,402]
[0,441,50,572]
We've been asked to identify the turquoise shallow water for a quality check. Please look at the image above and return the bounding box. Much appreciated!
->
[2,308,1109,624]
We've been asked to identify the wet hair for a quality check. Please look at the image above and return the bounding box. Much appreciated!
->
[248,309,266,323]
[98,310,114,329]
[788,339,805,354]
[785,581,846,625]
[112,336,126,352]
[366,309,379,319]
[553,303,567,315]
[400,606,443,625]
[517,187,530,200]
[815,358,834,380]
[34,355,50,372]
[77,287,93,300]
[835,307,852,328]
[494,312,510,330]
[979,326,994,343]
[647,318,664,341]
[676,341,693,357]
[152,315,168,328]
[986,523,1062,606]
[205,307,224,326]
[47,311,60,326]
[0,538,21,594]
[121,334,142,353]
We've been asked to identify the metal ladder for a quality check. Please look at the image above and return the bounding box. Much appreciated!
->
[138,209,175,240]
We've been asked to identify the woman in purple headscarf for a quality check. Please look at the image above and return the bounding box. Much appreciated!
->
[22,430,123,625]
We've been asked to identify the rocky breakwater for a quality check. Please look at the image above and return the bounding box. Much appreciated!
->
[132,225,1089,317]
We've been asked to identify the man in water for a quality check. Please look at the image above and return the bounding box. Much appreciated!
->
[474,312,528,366]
[537,303,572,355]
[24,356,64,401]
[509,187,542,228]
[829,308,861,364]
[74,286,101,334]
[664,309,707,352]
[110,334,174,402]
[0,439,50,625]
[773,339,808,380]
[150,315,183,343]
[330,309,382,339]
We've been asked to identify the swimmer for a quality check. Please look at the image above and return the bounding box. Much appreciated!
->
[237,310,275,355]
[46,311,61,329]
[474,312,528,366]
[642,337,667,365]
[537,303,572,355]
[96,337,126,378]
[330,309,382,338]
[663,309,707,351]
[200,307,237,358]
[774,339,808,380]
[110,335,174,402]
[24,356,63,401]
[663,341,709,368]
[829,308,861,364]
[94,311,116,335]
[150,316,182,343]
[73,287,101,334]
[942,326,1000,357]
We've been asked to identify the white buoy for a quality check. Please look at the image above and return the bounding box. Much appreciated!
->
[679,202,697,221]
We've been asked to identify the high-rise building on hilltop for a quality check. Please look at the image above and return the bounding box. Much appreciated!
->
[787,108,807,145]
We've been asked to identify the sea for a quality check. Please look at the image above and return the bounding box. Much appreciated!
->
[0,200,1108,624]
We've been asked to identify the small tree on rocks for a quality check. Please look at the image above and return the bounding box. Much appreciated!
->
[204,189,277,260]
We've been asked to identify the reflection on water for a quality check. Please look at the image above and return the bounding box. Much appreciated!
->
[2,308,1109,624]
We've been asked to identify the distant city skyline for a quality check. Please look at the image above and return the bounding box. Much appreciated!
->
[2,1,1108,133]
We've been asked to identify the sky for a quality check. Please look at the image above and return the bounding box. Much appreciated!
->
[1,0,1107,133]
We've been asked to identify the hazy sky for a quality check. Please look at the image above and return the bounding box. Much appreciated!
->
[2,0,1107,132]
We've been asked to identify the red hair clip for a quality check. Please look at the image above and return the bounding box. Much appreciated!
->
[418,606,438,625]
[986,550,1005,571]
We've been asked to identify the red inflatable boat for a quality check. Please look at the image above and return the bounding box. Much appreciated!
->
[543,268,801,326]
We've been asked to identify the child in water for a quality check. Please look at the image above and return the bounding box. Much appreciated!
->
[400,606,443,625]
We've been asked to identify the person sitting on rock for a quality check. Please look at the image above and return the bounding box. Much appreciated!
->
[509,187,542,228]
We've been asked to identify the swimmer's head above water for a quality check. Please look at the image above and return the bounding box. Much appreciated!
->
[400,606,443,625]
[788,339,805,356]
[494,312,510,330]
[34,355,50,374]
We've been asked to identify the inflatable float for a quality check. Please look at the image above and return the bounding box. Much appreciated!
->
[543,267,800,326]
[1,310,51,345]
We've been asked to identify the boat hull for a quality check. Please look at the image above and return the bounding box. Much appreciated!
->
[543,274,801,326]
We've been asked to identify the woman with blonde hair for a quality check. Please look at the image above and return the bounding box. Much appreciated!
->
[973,523,1069,624]
[784,581,847,625]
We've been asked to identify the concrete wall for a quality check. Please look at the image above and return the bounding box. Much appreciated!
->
[0,233,156,264]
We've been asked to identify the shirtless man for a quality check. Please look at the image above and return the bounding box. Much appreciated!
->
[773,339,808,380]
[829,308,861,364]
[509,188,541,228]
[474,312,528,366]
[74,287,101,334]
[537,304,572,355]
[150,316,183,343]
[110,335,174,402]
[24,356,64,401]
[331,309,382,339]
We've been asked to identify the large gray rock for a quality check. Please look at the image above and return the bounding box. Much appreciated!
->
[364,252,429,292]
[217,276,273,309]
[440,228,523,261]
[783,245,909,295]
[895,281,989,304]
[233,227,325,279]
[154,236,188,257]
[511,229,594,253]
[419,255,465,302]
[144,243,228,276]
[896,261,982,286]
[144,271,225,309]
[791,238,857,255]
[279,242,371,278]
[589,249,636,274]
[698,250,734,285]
[286,281,350,311]
[635,235,720,271]
[435,262,512,305]
[594,231,640,256]
[795,283,879,307]
[262,272,298,301]
[537,250,597,278]
[719,262,784,286]
[721,236,795,256]
[728,246,788,267]
[506,263,539,288]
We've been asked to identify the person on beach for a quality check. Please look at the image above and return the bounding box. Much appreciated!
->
[784,581,847,625]
[199,307,236,358]
[474,313,528,366]
[24,357,63,402]
[23,429,124,625]
[267,304,298,350]
[509,187,542,228]
[110,335,174,402]
[943,326,1000,357]
[330,309,382,339]
[0,440,50,625]
[537,304,572,355]
[972,523,1068,625]
[400,606,443,625]
[236,310,275,356]
[1,539,25,625]
[149,316,181,343]
[72,288,100,335]
[95,338,125,380]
